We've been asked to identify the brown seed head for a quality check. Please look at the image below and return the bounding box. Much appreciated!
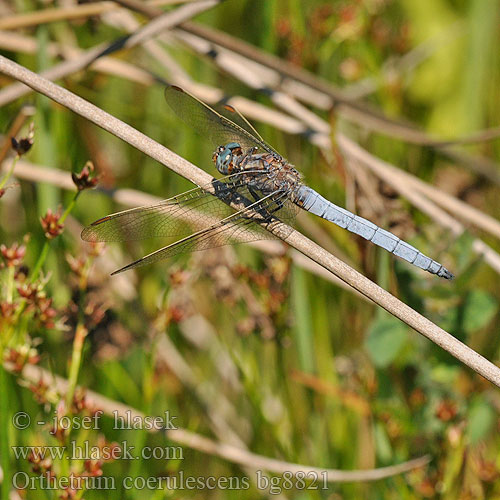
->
[0,242,26,267]
[40,208,64,239]
[11,122,34,156]
[72,161,99,191]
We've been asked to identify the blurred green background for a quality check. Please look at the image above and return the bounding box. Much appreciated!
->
[1,0,500,498]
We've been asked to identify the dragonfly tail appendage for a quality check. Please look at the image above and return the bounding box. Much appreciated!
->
[296,186,453,279]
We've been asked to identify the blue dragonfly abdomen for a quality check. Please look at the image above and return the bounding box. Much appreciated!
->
[294,185,453,279]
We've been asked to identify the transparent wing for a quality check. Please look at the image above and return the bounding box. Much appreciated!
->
[82,190,222,243]
[110,191,296,275]
[81,173,264,243]
[164,85,279,155]
[82,172,297,244]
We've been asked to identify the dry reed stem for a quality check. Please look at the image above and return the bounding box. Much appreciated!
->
[1,56,499,387]
[2,29,497,248]
[171,23,500,184]
[167,31,500,273]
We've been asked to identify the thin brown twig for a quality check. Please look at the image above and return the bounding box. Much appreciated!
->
[1,56,499,387]
[112,0,168,18]
[19,363,431,482]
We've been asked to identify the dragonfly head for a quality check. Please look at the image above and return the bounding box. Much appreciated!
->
[213,142,243,174]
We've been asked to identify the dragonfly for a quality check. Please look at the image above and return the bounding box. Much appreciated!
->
[82,85,453,279]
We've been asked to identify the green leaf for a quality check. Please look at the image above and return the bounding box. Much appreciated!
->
[463,290,498,334]
[365,317,408,368]
[467,401,495,444]
[291,268,315,373]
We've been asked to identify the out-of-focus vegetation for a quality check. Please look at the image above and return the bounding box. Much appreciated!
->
[1,0,500,499]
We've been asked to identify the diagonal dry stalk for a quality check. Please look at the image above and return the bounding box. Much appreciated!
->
[19,363,430,482]
[170,20,500,184]
[2,25,498,250]
[175,21,500,148]
[1,55,499,387]
[0,30,157,86]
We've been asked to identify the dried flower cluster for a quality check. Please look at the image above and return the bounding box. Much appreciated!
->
[11,122,34,156]
[40,208,64,239]
[71,161,99,192]
[0,242,26,267]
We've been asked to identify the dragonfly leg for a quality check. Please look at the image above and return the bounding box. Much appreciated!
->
[212,178,235,203]
[268,196,285,214]
[248,185,261,203]
[238,148,259,170]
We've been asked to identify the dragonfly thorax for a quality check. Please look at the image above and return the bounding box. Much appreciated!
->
[212,142,244,174]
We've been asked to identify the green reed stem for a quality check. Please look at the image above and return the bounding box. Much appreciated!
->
[30,191,80,282]
[6,265,15,303]
[59,193,79,224]
[0,366,11,500]
[29,241,49,283]
[65,323,88,413]
[0,155,18,190]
